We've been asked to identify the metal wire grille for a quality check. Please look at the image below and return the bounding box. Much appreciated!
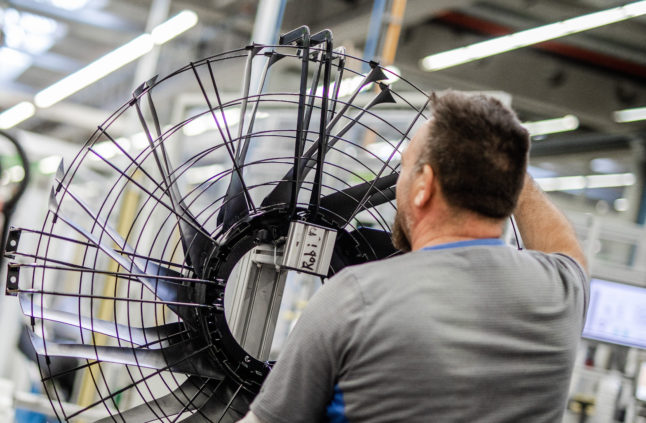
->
[4,27,429,422]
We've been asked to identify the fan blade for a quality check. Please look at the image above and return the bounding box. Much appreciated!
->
[216,169,249,233]
[132,82,217,278]
[178,378,253,423]
[54,175,183,279]
[348,227,398,260]
[216,52,290,232]
[20,294,183,348]
[215,51,285,233]
[49,189,200,311]
[260,83,395,209]
[28,331,224,379]
[320,173,397,225]
[50,189,205,332]
[94,376,216,423]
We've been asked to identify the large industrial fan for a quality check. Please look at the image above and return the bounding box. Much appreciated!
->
[4,27,429,422]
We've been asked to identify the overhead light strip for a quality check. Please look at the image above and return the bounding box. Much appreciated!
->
[31,10,198,109]
[613,106,646,123]
[523,114,579,136]
[421,1,646,71]
[0,101,36,129]
[535,172,635,192]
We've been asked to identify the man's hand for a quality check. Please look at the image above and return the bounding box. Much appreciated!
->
[513,174,588,275]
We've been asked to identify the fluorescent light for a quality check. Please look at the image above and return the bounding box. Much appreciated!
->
[535,172,635,192]
[614,198,629,212]
[586,173,635,189]
[5,165,26,183]
[0,102,36,129]
[536,176,586,191]
[38,155,62,175]
[89,138,132,161]
[420,1,646,71]
[33,10,198,108]
[366,140,407,161]
[523,115,579,136]
[613,106,646,123]
[50,0,90,10]
[151,10,198,44]
[35,34,154,108]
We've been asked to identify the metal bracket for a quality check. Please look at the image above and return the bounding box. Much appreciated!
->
[5,262,19,296]
[4,227,21,259]
[282,221,337,277]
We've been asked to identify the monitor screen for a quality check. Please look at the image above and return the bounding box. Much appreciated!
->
[582,278,646,349]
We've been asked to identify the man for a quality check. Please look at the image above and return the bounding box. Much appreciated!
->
[238,90,589,422]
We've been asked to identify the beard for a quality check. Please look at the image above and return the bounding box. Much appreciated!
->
[391,209,412,253]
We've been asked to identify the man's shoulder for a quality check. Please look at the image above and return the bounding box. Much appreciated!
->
[326,250,436,294]
[333,251,419,279]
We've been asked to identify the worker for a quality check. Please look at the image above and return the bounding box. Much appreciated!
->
[238,90,589,422]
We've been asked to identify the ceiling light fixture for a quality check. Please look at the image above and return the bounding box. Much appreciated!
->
[38,155,63,175]
[34,34,154,108]
[523,114,579,136]
[151,10,199,44]
[613,106,646,123]
[0,102,36,129]
[33,10,198,109]
[535,172,635,192]
[420,1,646,71]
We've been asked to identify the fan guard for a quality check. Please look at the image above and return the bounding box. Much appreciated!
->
[4,27,429,422]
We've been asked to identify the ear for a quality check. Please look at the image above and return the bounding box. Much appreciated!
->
[412,164,434,208]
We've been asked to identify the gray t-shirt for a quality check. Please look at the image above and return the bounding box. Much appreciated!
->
[250,240,589,423]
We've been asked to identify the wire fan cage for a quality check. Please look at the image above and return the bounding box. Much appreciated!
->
[4,27,429,422]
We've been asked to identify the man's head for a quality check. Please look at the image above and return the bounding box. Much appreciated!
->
[392,90,530,252]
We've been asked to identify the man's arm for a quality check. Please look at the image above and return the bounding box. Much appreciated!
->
[513,174,588,275]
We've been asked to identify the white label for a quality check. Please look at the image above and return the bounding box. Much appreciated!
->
[297,225,324,273]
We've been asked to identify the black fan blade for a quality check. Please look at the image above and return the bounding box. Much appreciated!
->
[51,208,192,304]
[20,294,183,348]
[94,376,216,423]
[260,82,396,209]
[28,331,224,379]
[50,189,206,324]
[54,175,183,279]
[178,378,253,423]
[132,82,217,278]
[320,173,397,225]
[216,169,249,233]
[348,227,398,260]
[215,51,286,233]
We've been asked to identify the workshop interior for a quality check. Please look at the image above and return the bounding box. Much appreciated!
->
[0,0,646,422]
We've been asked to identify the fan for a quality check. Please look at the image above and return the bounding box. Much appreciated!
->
[4,26,429,422]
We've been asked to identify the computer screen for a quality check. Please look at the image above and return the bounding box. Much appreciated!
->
[582,278,646,349]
